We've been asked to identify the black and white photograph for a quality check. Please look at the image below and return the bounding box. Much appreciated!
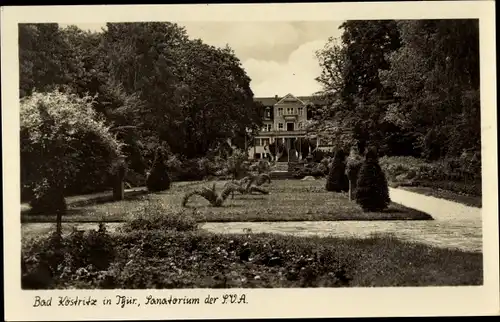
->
[2,2,498,320]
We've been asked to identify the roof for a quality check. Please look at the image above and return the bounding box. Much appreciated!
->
[254,94,325,106]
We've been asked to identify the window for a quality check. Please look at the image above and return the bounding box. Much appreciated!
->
[298,122,303,129]
[278,123,284,131]
[278,108,283,116]
[298,107,303,116]
[254,138,261,146]
[266,124,272,132]
[261,138,270,146]
[265,108,271,119]
[287,107,294,114]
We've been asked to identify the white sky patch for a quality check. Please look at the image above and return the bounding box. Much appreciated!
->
[60,21,344,97]
[243,40,327,97]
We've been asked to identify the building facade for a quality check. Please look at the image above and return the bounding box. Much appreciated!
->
[248,93,330,161]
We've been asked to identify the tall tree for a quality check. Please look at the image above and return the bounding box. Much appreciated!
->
[380,19,480,159]
[339,20,402,152]
[169,40,262,158]
[102,23,262,159]
[19,23,73,97]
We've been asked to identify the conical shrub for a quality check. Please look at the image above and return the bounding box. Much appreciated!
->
[355,147,391,212]
[146,150,171,192]
[325,149,349,192]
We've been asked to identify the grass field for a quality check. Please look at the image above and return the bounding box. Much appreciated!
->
[21,179,433,223]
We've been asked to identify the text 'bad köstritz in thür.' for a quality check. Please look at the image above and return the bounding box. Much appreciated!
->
[33,294,248,308]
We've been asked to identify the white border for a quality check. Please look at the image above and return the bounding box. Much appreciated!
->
[2,2,498,320]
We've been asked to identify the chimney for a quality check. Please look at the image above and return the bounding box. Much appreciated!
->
[275,95,279,101]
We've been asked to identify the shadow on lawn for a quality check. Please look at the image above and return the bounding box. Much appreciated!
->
[21,189,150,219]
[70,190,149,208]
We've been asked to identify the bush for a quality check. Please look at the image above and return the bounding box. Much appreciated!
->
[146,150,171,192]
[225,149,250,179]
[379,155,482,196]
[320,157,332,170]
[325,149,349,192]
[22,223,115,289]
[20,91,123,215]
[122,201,198,233]
[22,228,353,289]
[355,148,391,212]
[256,160,271,173]
[291,162,326,179]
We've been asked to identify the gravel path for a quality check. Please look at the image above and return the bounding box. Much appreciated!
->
[21,187,482,253]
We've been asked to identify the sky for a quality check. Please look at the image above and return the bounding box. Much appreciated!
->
[64,21,344,97]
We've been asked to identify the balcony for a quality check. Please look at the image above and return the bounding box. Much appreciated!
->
[255,129,307,137]
[283,110,298,116]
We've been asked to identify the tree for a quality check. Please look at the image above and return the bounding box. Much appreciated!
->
[325,149,349,192]
[340,20,402,152]
[20,91,123,232]
[169,40,262,158]
[312,21,403,155]
[310,38,355,151]
[19,24,73,98]
[379,20,480,159]
[315,37,347,99]
[102,23,262,159]
[355,147,390,211]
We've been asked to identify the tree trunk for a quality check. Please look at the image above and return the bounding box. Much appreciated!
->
[113,174,125,201]
[56,211,62,236]
[349,179,357,201]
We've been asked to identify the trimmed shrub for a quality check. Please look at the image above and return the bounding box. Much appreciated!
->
[355,148,391,212]
[146,150,171,192]
[325,149,349,192]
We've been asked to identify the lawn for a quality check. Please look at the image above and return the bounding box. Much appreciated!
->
[21,179,433,223]
[21,216,482,289]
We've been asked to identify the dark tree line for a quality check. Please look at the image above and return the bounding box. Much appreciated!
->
[313,19,480,160]
[20,22,263,204]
